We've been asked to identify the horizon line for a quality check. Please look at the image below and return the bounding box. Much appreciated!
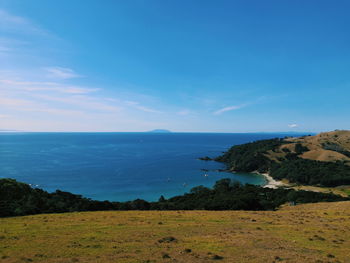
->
[0,130,318,134]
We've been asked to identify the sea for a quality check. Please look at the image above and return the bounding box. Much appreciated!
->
[0,132,300,202]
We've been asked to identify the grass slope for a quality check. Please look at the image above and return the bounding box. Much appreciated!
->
[276,130,350,164]
[1,202,350,263]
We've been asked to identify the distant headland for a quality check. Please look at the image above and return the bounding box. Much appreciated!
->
[215,130,350,189]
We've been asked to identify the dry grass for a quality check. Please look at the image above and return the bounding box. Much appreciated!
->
[280,130,350,164]
[1,202,350,263]
[290,185,350,197]
[301,149,348,162]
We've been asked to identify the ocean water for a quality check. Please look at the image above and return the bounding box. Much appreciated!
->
[0,132,295,201]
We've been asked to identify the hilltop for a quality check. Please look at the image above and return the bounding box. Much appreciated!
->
[1,201,349,263]
[269,130,350,164]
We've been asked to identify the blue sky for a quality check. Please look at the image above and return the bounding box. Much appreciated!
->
[0,0,349,132]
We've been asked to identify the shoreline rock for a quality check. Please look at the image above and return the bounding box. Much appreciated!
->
[198,156,212,161]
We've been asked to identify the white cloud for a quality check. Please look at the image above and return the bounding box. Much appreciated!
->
[288,124,298,128]
[125,100,139,106]
[0,9,51,36]
[45,67,82,79]
[0,96,35,107]
[0,91,122,118]
[125,100,162,113]
[0,9,62,61]
[0,73,165,118]
[0,9,28,25]
[33,94,122,112]
[0,37,31,58]
[0,72,121,116]
[0,79,55,86]
[177,109,191,116]
[0,10,167,131]
[24,86,99,94]
[213,105,245,115]
[135,105,161,113]
[0,45,11,52]
[0,79,98,94]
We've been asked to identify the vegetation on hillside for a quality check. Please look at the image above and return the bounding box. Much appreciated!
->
[216,132,350,187]
[157,179,347,210]
[270,159,350,187]
[1,178,348,217]
[215,138,286,173]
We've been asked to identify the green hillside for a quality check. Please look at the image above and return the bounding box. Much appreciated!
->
[216,130,350,187]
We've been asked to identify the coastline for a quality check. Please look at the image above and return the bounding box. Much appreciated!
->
[258,172,288,189]
[256,172,350,197]
[226,168,288,189]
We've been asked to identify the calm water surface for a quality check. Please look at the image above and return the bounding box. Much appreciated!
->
[0,132,296,201]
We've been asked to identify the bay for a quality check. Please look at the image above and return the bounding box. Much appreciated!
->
[0,132,297,201]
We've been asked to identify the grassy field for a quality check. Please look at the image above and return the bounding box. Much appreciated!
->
[1,202,350,263]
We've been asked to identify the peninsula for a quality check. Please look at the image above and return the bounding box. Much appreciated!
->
[215,130,350,194]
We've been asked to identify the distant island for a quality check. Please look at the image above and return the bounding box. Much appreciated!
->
[148,129,172,133]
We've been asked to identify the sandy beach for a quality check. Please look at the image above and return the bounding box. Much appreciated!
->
[260,173,287,189]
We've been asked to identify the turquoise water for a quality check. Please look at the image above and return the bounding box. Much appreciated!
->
[0,132,293,201]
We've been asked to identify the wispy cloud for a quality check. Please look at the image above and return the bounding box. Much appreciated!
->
[0,91,122,119]
[45,67,82,79]
[0,9,51,37]
[27,86,99,94]
[0,71,121,117]
[0,37,31,58]
[0,79,98,94]
[288,124,298,128]
[0,9,166,131]
[125,101,162,113]
[0,45,11,53]
[0,9,63,63]
[177,109,192,116]
[33,94,122,113]
[0,96,35,107]
[213,104,246,115]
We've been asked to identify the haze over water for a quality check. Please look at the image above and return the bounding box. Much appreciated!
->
[0,132,298,201]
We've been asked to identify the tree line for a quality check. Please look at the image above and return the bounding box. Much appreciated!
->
[270,159,350,187]
[1,178,348,217]
[215,138,285,173]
